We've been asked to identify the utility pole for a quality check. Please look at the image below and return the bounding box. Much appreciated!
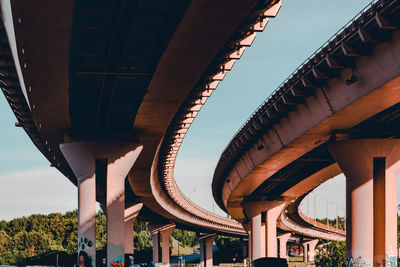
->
[314,191,316,226]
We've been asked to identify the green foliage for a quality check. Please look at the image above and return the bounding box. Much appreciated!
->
[315,241,346,267]
[171,229,197,247]
[215,235,241,248]
[214,236,244,264]
[135,230,153,250]
[315,216,345,230]
[0,210,153,265]
[398,216,400,247]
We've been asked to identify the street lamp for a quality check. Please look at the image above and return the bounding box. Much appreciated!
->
[320,196,329,229]
[338,206,345,231]
[312,190,316,226]
[330,201,338,230]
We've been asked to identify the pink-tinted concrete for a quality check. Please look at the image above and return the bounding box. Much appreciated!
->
[302,239,318,262]
[329,139,400,266]
[265,205,285,257]
[242,223,252,263]
[60,142,96,267]
[149,228,160,265]
[60,141,143,267]
[251,213,265,260]
[148,224,176,267]
[242,201,285,260]
[215,29,400,226]
[277,233,291,260]
[199,234,216,267]
[105,143,143,266]
[124,204,143,255]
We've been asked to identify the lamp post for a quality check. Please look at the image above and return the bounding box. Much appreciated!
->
[338,206,345,231]
[313,191,316,226]
[330,201,338,231]
[320,196,329,229]
[307,193,311,223]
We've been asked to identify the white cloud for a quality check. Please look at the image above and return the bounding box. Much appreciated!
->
[0,168,77,220]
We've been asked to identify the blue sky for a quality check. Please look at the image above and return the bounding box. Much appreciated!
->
[0,0,389,221]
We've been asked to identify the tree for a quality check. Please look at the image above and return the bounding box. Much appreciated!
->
[315,241,346,267]
[134,230,152,250]
[171,229,197,247]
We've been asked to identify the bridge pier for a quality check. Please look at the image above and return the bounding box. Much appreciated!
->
[302,239,318,262]
[242,201,285,260]
[329,139,400,266]
[199,234,216,267]
[148,223,175,267]
[242,223,252,263]
[124,203,143,264]
[60,141,143,267]
[277,233,291,260]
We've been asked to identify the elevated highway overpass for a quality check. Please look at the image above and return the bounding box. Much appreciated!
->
[213,0,400,265]
[0,0,286,266]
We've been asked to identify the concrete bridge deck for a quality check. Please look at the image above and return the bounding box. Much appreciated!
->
[213,0,400,263]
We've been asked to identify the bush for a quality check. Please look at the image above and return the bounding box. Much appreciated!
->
[315,241,346,267]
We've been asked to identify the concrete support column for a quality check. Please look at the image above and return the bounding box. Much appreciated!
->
[329,139,400,267]
[385,164,399,266]
[277,233,291,260]
[151,231,161,265]
[60,142,97,267]
[251,213,265,260]
[60,141,143,267]
[148,224,175,267]
[242,223,252,263]
[124,203,143,265]
[105,143,142,266]
[302,240,318,262]
[161,225,175,266]
[302,242,308,262]
[199,234,216,267]
[242,201,286,261]
[265,205,285,257]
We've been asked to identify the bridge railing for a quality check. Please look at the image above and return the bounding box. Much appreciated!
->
[298,211,346,235]
[220,0,380,153]
[213,0,394,211]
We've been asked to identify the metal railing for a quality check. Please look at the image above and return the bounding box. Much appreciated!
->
[220,0,380,154]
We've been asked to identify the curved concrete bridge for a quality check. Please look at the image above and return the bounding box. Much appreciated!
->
[0,0,283,266]
[213,0,400,265]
